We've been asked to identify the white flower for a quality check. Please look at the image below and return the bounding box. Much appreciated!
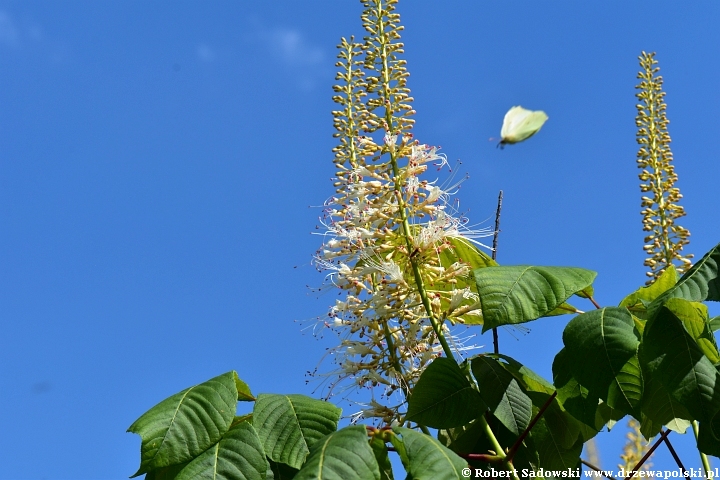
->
[358,135,376,147]
[405,175,420,195]
[414,210,461,249]
[359,250,405,284]
[344,342,375,356]
[410,144,448,169]
[425,185,444,204]
[312,256,355,287]
[449,287,477,311]
[312,135,491,422]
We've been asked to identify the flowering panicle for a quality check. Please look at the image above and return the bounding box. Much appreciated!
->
[635,51,692,283]
[311,0,491,424]
[618,50,695,472]
[360,0,414,136]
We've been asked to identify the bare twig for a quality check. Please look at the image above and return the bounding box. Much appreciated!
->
[491,190,503,260]
[492,190,503,355]
[661,433,687,475]
[506,391,557,461]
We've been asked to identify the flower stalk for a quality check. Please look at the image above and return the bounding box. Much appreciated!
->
[312,0,490,425]
[625,50,704,476]
[635,51,692,283]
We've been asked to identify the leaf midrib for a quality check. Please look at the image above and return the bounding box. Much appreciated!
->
[150,386,195,464]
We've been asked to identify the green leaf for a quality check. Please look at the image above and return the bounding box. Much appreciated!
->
[236,375,256,402]
[128,371,239,476]
[640,306,720,427]
[406,358,486,429]
[608,355,643,415]
[253,394,342,470]
[620,265,678,316]
[639,371,692,438]
[437,417,487,456]
[489,354,555,395]
[388,428,409,466]
[537,394,583,448]
[506,429,541,476]
[709,316,720,332]
[697,417,720,457]
[437,237,496,325]
[473,266,597,331]
[562,307,642,415]
[471,356,532,435]
[632,314,646,336]
[369,435,394,480]
[544,301,581,317]
[439,414,542,475]
[231,414,253,429]
[553,348,600,429]
[440,237,498,276]
[596,401,625,432]
[649,242,720,311]
[530,417,583,471]
[294,425,380,480]
[557,382,599,431]
[442,353,588,472]
[489,354,595,444]
[391,427,467,480]
[175,421,267,480]
[575,285,595,299]
[145,463,187,480]
[664,298,720,363]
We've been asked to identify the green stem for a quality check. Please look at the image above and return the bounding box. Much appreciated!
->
[479,414,505,459]
[692,421,712,478]
[506,460,520,480]
[375,9,454,361]
[381,318,404,387]
[370,6,505,470]
[388,158,453,359]
[478,414,519,480]
[342,40,360,171]
[646,75,672,270]
[368,264,404,394]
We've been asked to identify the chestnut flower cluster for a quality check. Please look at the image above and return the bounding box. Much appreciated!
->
[635,51,692,282]
[311,132,490,423]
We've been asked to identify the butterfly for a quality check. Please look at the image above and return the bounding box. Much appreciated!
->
[498,106,548,148]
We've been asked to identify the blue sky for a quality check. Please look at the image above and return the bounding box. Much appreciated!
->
[1,1,719,478]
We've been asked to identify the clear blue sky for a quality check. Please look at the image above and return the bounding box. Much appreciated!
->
[1,1,718,478]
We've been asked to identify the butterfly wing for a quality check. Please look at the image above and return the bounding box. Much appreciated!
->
[500,106,548,145]
[515,111,548,142]
[500,106,531,142]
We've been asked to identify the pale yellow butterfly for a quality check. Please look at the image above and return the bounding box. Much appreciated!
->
[498,106,548,148]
